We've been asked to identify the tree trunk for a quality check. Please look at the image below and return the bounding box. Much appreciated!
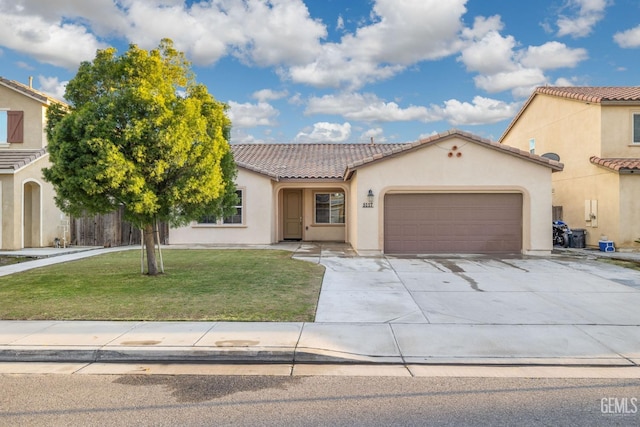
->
[143,223,159,276]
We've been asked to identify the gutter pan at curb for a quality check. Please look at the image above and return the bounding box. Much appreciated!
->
[0,346,297,364]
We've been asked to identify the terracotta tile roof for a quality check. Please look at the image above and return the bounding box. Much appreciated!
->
[0,149,48,173]
[0,76,67,105]
[231,130,563,181]
[535,86,640,103]
[232,142,404,180]
[590,156,640,172]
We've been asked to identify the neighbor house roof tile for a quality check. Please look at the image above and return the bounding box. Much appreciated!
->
[535,86,640,103]
[0,149,48,173]
[0,76,67,105]
[590,156,640,172]
[231,130,563,181]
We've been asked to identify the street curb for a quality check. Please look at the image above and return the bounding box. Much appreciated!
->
[0,347,297,364]
[0,347,636,367]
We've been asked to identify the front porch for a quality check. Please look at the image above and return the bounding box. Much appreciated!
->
[276,185,349,244]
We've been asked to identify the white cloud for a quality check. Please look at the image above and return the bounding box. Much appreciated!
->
[519,42,588,69]
[17,61,35,70]
[556,0,610,38]
[288,92,304,106]
[360,127,386,143]
[553,77,577,86]
[474,68,546,94]
[287,0,467,89]
[227,101,279,128]
[230,0,327,66]
[614,25,640,48]
[459,30,517,75]
[458,16,587,97]
[306,92,439,122]
[295,122,351,143]
[252,89,289,102]
[230,128,267,144]
[434,96,521,126]
[461,14,504,39]
[418,130,439,140]
[37,75,67,101]
[0,0,327,69]
[124,0,326,67]
[0,10,105,69]
[305,92,518,127]
[9,0,130,37]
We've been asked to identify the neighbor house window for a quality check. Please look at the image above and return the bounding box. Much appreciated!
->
[315,192,345,224]
[198,189,243,225]
[633,113,640,144]
[0,110,23,144]
[0,111,6,143]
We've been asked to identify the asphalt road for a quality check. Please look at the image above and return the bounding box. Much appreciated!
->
[2,374,639,426]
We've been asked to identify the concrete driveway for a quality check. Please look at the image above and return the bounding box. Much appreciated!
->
[288,247,640,364]
[310,252,640,325]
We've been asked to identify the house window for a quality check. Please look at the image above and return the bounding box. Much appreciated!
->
[633,113,640,144]
[315,192,345,224]
[0,110,24,144]
[198,189,243,225]
[529,138,535,154]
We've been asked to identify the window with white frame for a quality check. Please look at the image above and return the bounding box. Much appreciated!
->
[0,111,7,144]
[198,189,243,225]
[633,113,640,144]
[315,192,345,224]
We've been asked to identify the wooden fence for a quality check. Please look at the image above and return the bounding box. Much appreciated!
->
[70,206,168,247]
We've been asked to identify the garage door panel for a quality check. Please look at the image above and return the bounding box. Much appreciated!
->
[384,193,522,254]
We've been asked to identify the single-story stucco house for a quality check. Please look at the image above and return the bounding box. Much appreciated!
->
[170,130,563,255]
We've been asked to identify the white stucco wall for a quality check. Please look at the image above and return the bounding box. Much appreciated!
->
[169,168,275,245]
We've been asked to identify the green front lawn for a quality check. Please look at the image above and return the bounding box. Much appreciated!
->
[0,249,324,322]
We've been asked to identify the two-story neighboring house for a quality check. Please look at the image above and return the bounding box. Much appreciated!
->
[0,76,66,250]
[500,86,640,249]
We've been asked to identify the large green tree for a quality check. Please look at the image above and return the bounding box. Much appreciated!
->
[44,39,237,275]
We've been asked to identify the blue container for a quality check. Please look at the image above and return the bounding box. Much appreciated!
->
[599,240,615,252]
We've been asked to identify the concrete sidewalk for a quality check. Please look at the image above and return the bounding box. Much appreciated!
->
[0,243,639,368]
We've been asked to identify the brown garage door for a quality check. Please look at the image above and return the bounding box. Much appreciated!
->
[384,193,523,254]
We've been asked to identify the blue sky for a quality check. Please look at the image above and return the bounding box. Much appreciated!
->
[0,0,639,144]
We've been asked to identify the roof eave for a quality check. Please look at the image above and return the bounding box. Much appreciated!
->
[278,177,345,183]
[236,163,280,181]
[600,100,640,106]
[0,80,49,105]
[345,129,564,173]
[498,91,538,143]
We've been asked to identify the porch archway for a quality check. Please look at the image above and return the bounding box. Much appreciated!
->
[23,180,42,248]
